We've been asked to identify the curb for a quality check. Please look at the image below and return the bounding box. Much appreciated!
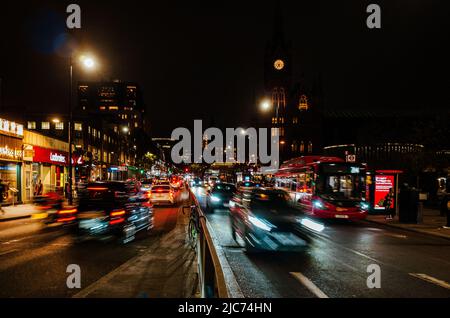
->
[363,218,450,241]
[0,215,31,223]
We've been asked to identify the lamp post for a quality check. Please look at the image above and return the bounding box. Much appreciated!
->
[68,54,97,205]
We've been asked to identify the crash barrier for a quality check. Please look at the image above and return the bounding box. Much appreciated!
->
[187,188,229,298]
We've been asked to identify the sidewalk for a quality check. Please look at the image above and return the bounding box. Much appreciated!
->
[0,204,36,222]
[73,204,199,298]
[366,207,450,240]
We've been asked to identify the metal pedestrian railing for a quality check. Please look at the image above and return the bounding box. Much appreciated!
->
[186,188,229,298]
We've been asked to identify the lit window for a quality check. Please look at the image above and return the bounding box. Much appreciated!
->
[134,122,138,128]
[74,123,82,131]
[109,106,119,110]
[300,141,305,153]
[27,121,36,129]
[308,141,313,153]
[299,95,309,111]
[41,122,50,130]
[55,122,64,130]
[99,106,106,110]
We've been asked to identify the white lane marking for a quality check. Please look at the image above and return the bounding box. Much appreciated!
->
[384,233,407,239]
[409,273,450,290]
[290,272,329,298]
[0,249,18,257]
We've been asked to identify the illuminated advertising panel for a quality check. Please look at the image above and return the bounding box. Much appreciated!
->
[374,175,395,210]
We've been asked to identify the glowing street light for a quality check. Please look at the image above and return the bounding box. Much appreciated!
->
[79,55,97,70]
[260,99,271,111]
[52,118,60,123]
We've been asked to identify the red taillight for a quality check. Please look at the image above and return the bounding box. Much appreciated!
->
[110,209,126,217]
[57,208,77,215]
[109,209,126,225]
[88,187,108,191]
[57,216,76,222]
[109,218,125,225]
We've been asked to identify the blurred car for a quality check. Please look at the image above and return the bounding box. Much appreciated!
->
[32,192,77,226]
[191,177,203,188]
[170,175,182,190]
[206,183,236,212]
[229,188,314,252]
[237,181,262,191]
[149,184,174,205]
[75,181,153,243]
[140,179,153,192]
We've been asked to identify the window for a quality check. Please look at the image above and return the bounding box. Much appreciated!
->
[27,121,36,129]
[292,117,298,124]
[41,122,50,130]
[109,106,119,110]
[300,141,305,153]
[55,122,64,130]
[134,122,138,128]
[308,141,313,153]
[74,123,82,131]
[299,95,309,111]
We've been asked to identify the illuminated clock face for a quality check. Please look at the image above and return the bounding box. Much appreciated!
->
[274,59,285,70]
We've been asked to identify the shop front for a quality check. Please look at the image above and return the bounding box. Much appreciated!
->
[0,119,24,204]
[22,145,69,199]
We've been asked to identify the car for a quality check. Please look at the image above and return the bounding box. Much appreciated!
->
[149,184,174,205]
[140,179,153,192]
[206,183,236,212]
[237,181,260,191]
[190,177,203,188]
[75,181,153,243]
[229,188,315,252]
[170,176,182,190]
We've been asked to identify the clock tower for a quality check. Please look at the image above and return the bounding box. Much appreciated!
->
[263,3,292,160]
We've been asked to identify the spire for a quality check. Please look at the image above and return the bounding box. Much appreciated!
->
[273,0,285,45]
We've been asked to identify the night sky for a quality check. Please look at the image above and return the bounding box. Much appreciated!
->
[1,0,449,136]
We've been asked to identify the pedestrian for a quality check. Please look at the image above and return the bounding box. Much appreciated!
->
[0,179,5,215]
[64,182,70,198]
[384,188,395,220]
[37,179,43,195]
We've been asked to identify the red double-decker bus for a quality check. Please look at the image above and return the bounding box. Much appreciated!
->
[274,156,369,220]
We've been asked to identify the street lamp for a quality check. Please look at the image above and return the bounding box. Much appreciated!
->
[68,53,97,205]
[260,99,271,112]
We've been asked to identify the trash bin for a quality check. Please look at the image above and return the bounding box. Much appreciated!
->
[399,186,419,224]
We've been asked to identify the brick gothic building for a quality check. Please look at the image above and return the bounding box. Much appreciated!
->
[262,7,323,163]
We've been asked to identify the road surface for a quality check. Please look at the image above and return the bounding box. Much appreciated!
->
[193,186,450,298]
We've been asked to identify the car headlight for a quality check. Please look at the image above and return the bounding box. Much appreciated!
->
[211,195,221,202]
[298,217,325,232]
[313,199,327,210]
[248,215,276,232]
[360,202,370,211]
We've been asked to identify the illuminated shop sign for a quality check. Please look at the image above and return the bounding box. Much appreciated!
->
[33,146,69,165]
[0,118,24,138]
[0,145,23,161]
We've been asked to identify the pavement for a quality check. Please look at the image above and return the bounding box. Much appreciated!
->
[193,187,450,298]
[366,207,450,241]
[0,189,198,298]
[0,204,36,222]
